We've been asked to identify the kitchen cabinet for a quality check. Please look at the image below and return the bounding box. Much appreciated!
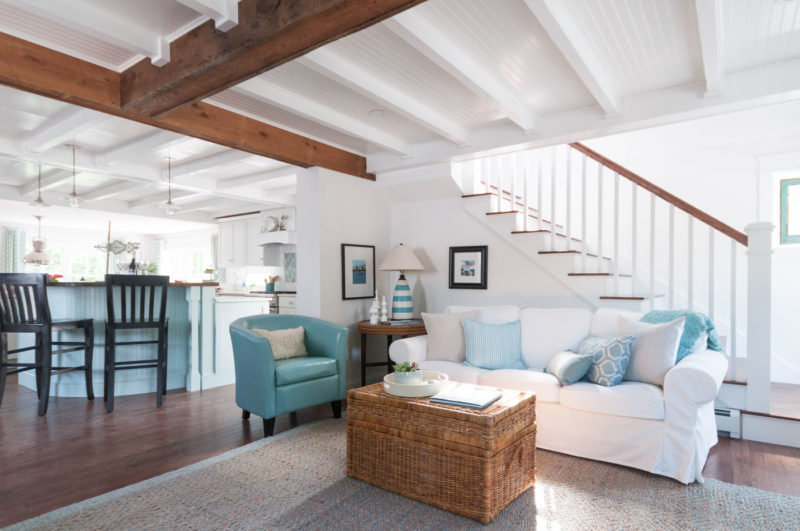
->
[212,296,271,388]
[218,216,264,267]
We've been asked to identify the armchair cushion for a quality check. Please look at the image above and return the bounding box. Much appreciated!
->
[275,356,337,386]
[252,326,308,360]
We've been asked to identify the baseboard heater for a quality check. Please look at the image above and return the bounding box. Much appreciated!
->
[715,408,741,439]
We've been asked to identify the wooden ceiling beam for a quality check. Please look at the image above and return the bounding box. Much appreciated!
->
[0,31,373,180]
[120,0,426,118]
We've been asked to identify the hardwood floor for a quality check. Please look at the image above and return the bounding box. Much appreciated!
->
[772,382,800,420]
[1,376,799,527]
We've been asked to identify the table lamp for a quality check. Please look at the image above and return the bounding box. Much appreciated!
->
[379,243,425,319]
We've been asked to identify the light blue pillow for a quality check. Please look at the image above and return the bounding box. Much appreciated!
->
[579,335,635,387]
[545,351,594,386]
[461,318,525,370]
[641,310,723,362]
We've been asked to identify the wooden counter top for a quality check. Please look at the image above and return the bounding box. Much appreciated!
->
[48,282,220,287]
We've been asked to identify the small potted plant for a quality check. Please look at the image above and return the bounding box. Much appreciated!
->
[393,361,423,384]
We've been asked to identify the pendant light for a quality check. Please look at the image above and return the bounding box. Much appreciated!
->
[162,156,181,215]
[23,215,52,266]
[29,162,50,210]
[63,143,83,208]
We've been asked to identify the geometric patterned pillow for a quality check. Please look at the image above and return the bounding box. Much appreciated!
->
[578,335,635,387]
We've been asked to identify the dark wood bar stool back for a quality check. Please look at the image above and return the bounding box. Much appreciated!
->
[0,273,94,416]
[104,274,169,413]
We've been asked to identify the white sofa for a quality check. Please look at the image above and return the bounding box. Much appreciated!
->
[389,305,729,484]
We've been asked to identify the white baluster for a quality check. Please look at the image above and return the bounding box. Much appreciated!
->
[668,205,675,309]
[497,155,505,210]
[688,217,694,310]
[730,239,737,362]
[597,163,604,273]
[511,153,518,213]
[581,154,587,271]
[551,147,557,249]
[613,172,620,294]
[631,184,637,297]
[708,226,715,321]
[566,147,572,250]
[523,163,529,231]
[649,194,656,311]
[483,158,494,211]
[537,150,544,230]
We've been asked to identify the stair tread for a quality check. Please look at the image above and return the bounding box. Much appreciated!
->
[599,294,665,300]
[486,210,519,216]
[568,273,633,277]
[462,192,496,198]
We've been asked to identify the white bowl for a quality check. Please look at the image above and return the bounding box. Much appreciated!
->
[383,370,450,398]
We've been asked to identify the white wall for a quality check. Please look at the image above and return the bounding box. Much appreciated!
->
[389,188,589,314]
[297,167,393,387]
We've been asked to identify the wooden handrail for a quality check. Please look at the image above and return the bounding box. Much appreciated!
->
[569,142,748,246]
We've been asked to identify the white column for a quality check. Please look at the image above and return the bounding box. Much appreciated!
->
[745,222,773,414]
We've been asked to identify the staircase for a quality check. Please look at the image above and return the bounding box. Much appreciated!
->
[454,142,749,371]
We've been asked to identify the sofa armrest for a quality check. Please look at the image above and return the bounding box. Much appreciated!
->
[388,335,429,364]
[664,348,728,405]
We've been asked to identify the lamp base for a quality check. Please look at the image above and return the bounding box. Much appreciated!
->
[391,273,413,319]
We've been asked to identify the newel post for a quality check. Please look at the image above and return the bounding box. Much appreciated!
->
[745,222,773,413]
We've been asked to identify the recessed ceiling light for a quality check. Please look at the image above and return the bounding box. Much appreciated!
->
[369,109,387,118]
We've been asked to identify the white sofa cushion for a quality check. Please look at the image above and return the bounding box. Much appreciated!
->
[419,360,487,384]
[477,369,561,403]
[618,316,685,386]
[560,381,665,420]
[421,310,479,362]
[590,307,642,337]
[519,308,593,369]
[446,305,520,324]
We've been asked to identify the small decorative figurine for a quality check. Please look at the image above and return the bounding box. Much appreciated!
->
[369,297,379,325]
[380,295,388,323]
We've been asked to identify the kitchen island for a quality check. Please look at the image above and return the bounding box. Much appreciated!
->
[16,282,218,398]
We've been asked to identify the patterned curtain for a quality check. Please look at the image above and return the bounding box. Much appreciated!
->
[2,227,26,273]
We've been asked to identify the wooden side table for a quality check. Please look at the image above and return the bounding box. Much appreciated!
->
[357,320,426,386]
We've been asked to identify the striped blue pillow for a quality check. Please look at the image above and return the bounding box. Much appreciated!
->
[461,318,525,370]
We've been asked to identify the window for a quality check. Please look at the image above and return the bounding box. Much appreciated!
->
[23,247,108,281]
[780,178,800,244]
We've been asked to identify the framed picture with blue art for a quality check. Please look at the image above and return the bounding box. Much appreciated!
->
[449,245,487,289]
[780,177,800,244]
[341,243,376,300]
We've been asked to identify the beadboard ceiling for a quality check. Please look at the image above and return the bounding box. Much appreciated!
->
[1,0,800,223]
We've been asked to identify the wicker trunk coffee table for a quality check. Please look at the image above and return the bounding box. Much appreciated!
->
[346,382,536,524]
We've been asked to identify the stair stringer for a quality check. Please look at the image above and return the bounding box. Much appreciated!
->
[463,195,650,312]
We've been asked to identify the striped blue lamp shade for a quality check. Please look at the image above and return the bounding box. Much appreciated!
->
[378,243,424,320]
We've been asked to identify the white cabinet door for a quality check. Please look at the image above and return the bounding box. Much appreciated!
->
[245,217,263,266]
[219,222,235,267]
[211,300,269,388]
[232,220,247,266]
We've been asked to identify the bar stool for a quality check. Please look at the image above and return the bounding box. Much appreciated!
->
[104,274,169,413]
[0,273,94,416]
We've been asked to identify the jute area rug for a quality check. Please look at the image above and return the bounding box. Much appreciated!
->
[12,418,800,530]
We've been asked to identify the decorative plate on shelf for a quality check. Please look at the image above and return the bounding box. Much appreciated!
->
[262,215,280,233]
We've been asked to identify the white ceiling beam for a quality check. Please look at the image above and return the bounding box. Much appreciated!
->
[384,13,537,133]
[694,0,725,97]
[23,107,106,154]
[236,78,412,156]
[524,0,622,117]
[367,58,800,174]
[175,0,239,32]
[178,197,236,212]
[96,131,183,166]
[217,166,301,189]
[17,0,170,66]
[128,190,198,209]
[165,149,256,179]
[82,181,141,202]
[299,49,469,145]
[19,169,72,195]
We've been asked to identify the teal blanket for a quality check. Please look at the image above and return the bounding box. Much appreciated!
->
[641,310,724,362]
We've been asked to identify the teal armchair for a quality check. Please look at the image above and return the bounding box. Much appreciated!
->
[230,314,348,437]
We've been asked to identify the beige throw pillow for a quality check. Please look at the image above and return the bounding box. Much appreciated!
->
[421,311,479,362]
[617,316,685,386]
[252,326,308,360]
